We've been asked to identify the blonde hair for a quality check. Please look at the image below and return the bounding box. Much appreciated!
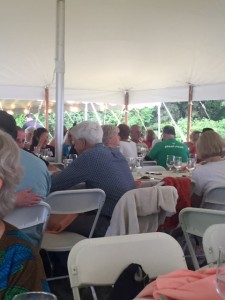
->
[196,131,225,159]
[0,130,23,218]
[102,125,119,146]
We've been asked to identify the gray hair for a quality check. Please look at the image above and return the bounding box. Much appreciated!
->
[102,125,119,146]
[0,130,23,218]
[70,121,103,145]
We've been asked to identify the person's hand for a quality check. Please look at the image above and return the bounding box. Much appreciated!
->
[16,189,41,207]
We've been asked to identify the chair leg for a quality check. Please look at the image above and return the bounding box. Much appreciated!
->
[90,286,98,300]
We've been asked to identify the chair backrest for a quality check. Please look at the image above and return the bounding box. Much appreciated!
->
[46,189,106,238]
[4,202,51,248]
[105,185,178,236]
[143,160,157,166]
[142,165,166,172]
[203,223,225,266]
[179,207,225,269]
[68,232,187,300]
[201,187,225,210]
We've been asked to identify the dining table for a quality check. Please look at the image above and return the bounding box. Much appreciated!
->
[133,166,192,188]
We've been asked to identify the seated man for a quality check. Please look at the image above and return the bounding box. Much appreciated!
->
[51,121,136,237]
[146,125,189,168]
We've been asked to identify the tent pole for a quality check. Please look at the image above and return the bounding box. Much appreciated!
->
[91,102,102,125]
[55,0,65,162]
[157,103,161,138]
[84,103,88,120]
[45,87,49,130]
[125,91,129,125]
[187,84,193,141]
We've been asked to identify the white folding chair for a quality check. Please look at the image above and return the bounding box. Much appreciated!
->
[68,232,187,300]
[201,187,225,210]
[143,160,157,166]
[203,223,225,267]
[142,165,166,172]
[41,189,105,280]
[4,202,51,249]
[179,207,225,270]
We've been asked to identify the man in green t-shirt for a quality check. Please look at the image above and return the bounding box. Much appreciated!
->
[146,125,189,168]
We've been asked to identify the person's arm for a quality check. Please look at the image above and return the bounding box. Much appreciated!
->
[191,193,203,207]
[16,189,41,207]
[51,155,86,192]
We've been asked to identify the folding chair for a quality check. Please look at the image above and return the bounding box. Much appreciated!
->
[41,189,105,280]
[68,232,187,300]
[201,187,225,210]
[4,202,51,249]
[142,165,166,172]
[203,223,225,267]
[179,207,225,270]
[143,160,157,166]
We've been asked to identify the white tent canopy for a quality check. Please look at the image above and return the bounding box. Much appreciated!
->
[1,0,225,107]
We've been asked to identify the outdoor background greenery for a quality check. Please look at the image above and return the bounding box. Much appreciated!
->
[14,100,225,141]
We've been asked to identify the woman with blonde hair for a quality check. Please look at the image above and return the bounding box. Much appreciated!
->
[0,129,49,298]
[191,130,225,208]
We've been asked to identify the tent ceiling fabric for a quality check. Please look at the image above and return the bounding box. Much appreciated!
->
[1,0,225,106]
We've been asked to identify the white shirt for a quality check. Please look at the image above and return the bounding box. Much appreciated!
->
[192,160,225,197]
[119,141,137,158]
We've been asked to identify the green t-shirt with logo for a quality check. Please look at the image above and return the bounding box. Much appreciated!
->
[147,138,189,168]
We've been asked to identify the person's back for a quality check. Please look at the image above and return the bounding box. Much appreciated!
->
[18,149,51,200]
[147,125,189,168]
[1,222,49,298]
[51,144,135,217]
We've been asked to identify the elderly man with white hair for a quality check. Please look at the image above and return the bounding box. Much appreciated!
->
[51,121,136,237]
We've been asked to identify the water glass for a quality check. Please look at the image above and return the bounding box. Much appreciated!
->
[166,155,175,171]
[63,158,73,168]
[186,157,196,175]
[13,292,57,300]
[217,248,225,299]
[40,148,49,159]
[68,154,77,160]
[126,157,136,171]
[136,157,144,169]
[174,156,182,172]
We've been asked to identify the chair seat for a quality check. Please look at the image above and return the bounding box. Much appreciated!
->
[41,232,87,252]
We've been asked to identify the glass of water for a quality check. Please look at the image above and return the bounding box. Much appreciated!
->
[174,156,182,172]
[13,292,57,300]
[166,155,175,171]
[217,248,225,299]
[126,157,136,171]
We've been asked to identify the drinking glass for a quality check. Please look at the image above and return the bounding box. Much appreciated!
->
[136,157,144,169]
[166,155,175,171]
[63,158,73,168]
[13,292,57,300]
[186,157,196,175]
[68,154,77,160]
[216,247,225,299]
[40,148,48,159]
[174,156,182,172]
[126,157,136,171]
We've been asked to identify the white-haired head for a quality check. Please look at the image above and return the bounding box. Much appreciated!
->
[70,121,103,145]
[0,130,23,219]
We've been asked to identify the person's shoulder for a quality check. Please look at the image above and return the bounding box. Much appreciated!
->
[20,149,48,169]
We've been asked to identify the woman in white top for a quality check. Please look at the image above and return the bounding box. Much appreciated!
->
[118,124,137,158]
[191,130,225,208]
